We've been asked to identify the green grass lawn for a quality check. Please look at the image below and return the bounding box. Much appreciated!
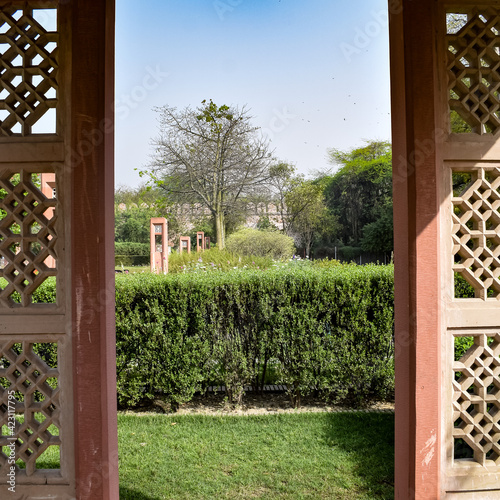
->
[118,411,394,500]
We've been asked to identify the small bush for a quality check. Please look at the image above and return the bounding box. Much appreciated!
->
[338,246,362,262]
[115,255,150,266]
[115,242,150,266]
[226,228,295,260]
[31,268,395,409]
[168,248,273,273]
[115,264,394,408]
[454,272,475,298]
[455,336,474,361]
[312,258,341,269]
[115,242,150,256]
[32,277,56,303]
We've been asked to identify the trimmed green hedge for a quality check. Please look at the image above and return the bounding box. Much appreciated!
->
[225,228,295,260]
[115,265,394,408]
[115,241,150,266]
[115,241,150,256]
[115,254,149,266]
[32,265,395,409]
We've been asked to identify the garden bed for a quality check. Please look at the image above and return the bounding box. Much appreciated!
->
[124,390,394,416]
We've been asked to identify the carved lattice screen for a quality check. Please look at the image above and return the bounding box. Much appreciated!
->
[0,170,58,307]
[447,8,500,135]
[453,331,500,466]
[444,4,500,494]
[0,5,58,136]
[0,2,74,497]
[452,166,500,299]
[0,341,61,475]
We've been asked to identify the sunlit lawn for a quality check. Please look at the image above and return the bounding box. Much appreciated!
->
[118,411,394,500]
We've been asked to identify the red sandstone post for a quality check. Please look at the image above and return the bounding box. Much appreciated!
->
[70,1,119,498]
[150,218,168,274]
[390,1,441,497]
[196,231,205,252]
[179,236,191,254]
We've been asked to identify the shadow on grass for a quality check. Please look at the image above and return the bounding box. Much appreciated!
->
[119,487,160,500]
[323,411,395,497]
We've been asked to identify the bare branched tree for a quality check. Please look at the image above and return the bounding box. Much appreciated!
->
[146,100,274,248]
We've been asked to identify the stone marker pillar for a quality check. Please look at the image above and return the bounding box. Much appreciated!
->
[196,231,205,252]
[391,1,500,498]
[150,218,168,274]
[179,236,191,254]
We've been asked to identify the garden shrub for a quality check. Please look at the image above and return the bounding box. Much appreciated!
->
[115,241,150,266]
[115,242,150,256]
[115,255,149,266]
[31,267,395,409]
[115,274,212,409]
[115,264,394,408]
[338,246,362,262]
[311,258,341,269]
[454,272,475,298]
[225,228,295,260]
[168,248,273,273]
[32,277,56,303]
[453,273,478,359]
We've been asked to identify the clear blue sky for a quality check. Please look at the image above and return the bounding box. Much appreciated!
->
[115,0,391,188]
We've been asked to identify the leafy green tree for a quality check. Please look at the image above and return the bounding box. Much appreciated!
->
[225,228,295,260]
[450,111,472,133]
[360,205,393,255]
[115,206,157,243]
[284,179,334,257]
[268,162,296,232]
[324,141,392,253]
[144,99,273,249]
[267,163,337,256]
[115,185,183,245]
[256,215,279,232]
[115,184,159,207]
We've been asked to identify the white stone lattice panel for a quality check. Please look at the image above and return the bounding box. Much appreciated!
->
[0,171,57,307]
[0,6,58,136]
[0,341,60,477]
[452,167,500,299]
[447,8,500,134]
[453,333,500,466]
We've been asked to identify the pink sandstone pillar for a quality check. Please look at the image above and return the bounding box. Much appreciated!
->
[390,1,500,497]
[179,236,191,254]
[196,231,205,252]
[0,1,117,497]
[390,1,441,498]
[40,173,56,269]
[70,1,119,498]
[150,217,168,274]
[179,236,191,253]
